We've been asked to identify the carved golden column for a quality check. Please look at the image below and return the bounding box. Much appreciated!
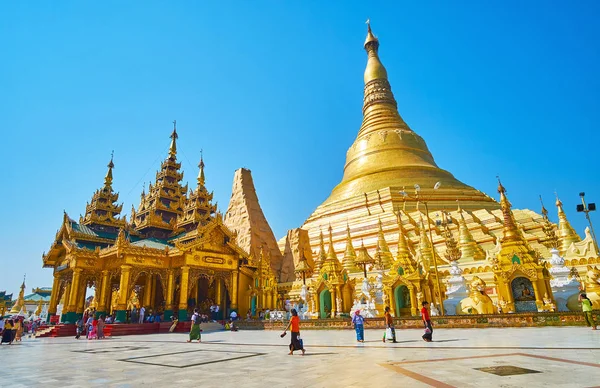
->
[143,274,152,307]
[97,270,110,315]
[178,266,190,321]
[216,278,223,314]
[230,270,238,310]
[409,286,418,316]
[150,275,157,309]
[65,268,82,323]
[115,265,132,322]
[330,287,336,317]
[531,279,542,309]
[165,269,174,316]
[48,275,61,319]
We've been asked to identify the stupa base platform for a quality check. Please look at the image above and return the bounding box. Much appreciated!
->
[236,311,599,330]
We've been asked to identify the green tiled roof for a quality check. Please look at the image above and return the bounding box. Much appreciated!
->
[23,293,51,302]
[131,238,173,250]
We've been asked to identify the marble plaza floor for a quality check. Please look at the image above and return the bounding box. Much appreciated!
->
[1,327,599,388]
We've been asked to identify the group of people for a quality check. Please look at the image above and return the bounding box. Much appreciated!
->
[350,301,434,344]
[0,316,24,345]
[75,313,106,340]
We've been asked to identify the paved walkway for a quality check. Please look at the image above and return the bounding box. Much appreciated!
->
[2,327,599,387]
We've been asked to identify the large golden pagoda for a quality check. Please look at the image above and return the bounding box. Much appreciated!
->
[280,23,598,317]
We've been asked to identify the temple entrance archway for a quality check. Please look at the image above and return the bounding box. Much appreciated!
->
[394,285,411,316]
[511,277,537,312]
[319,289,331,319]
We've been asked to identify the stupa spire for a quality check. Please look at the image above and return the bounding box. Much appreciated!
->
[342,224,358,272]
[197,150,205,186]
[104,151,114,188]
[497,178,523,243]
[169,120,178,159]
[418,215,433,270]
[312,22,499,212]
[457,203,485,261]
[374,218,394,269]
[82,154,124,228]
[313,230,326,274]
[555,194,581,254]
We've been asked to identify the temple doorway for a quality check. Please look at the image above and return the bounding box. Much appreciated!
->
[195,277,213,314]
[511,277,537,312]
[319,289,331,319]
[394,285,411,316]
[251,295,257,316]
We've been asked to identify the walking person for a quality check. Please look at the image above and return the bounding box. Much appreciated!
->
[187,308,202,343]
[14,318,23,342]
[352,310,365,342]
[281,308,305,355]
[383,306,397,343]
[75,318,84,339]
[421,301,434,342]
[580,293,597,330]
[97,315,105,339]
[1,318,13,345]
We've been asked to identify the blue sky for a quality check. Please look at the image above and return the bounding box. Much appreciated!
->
[1,1,599,296]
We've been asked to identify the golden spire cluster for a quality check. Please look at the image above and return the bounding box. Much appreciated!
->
[81,152,125,229]
[133,123,188,237]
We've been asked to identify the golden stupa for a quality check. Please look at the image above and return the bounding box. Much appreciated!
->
[311,22,498,216]
[279,23,598,317]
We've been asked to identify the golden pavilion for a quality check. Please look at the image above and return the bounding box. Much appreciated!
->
[42,23,600,323]
[43,125,280,323]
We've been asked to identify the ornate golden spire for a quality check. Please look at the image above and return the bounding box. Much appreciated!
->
[134,124,188,237]
[457,203,485,261]
[374,218,394,269]
[324,225,342,274]
[313,230,326,274]
[10,275,26,314]
[342,224,358,272]
[355,239,374,277]
[169,120,178,159]
[82,154,125,228]
[312,22,499,212]
[104,151,114,188]
[418,215,433,270]
[197,151,205,186]
[363,19,387,84]
[555,194,581,254]
[497,178,523,243]
[395,211,416,271]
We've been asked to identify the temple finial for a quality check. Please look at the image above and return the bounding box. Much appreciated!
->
[539,195,549,220]
[496,178,522,243]
[554,192,581,254]
[104,150,115,188]
[197,150,205,186]
[169,121,178,158]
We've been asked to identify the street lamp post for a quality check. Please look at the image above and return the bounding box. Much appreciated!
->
[577,192,599,255]
[400,183,445,316]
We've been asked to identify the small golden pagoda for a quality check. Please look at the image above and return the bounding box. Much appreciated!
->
[43,124,279,323]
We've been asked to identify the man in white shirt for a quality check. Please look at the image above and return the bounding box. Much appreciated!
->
[139,306,145,324]
[214,305,220,321]
[230,310,238,321]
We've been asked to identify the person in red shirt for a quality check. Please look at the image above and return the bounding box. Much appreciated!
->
[421,301,433,342]
[282,309,305,355]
